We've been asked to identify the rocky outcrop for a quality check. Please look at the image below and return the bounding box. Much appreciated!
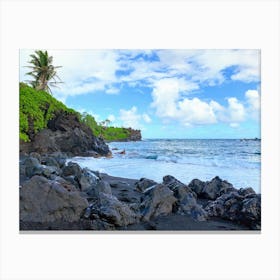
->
[140,184,177,221]
[135,178,157,193]
[19,154,261,230]
[20,175,89,224]
[127,128,142,141]
[20,112,110,157]
[86,193,139,227]
[205,188,261,229]
[188,176,236,200]
[163,175,207,221]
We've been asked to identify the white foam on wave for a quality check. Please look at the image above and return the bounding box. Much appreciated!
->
[71,156,260,192]
[70,139,261,192]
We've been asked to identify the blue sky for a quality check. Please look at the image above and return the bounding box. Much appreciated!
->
[20,49,260,139]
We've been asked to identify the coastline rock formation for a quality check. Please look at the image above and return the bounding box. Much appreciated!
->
[20,175,89,224]
[19,154,261,231]
[126,128,142,141]
[20,112,110,157]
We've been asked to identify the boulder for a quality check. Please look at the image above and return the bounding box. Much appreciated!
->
[240,195,261,229]
[63,175,80,190]
[21,156,61,180]
[188,178,206,196]
[205,191,261,229]
[163,175,207,221]
[41,156,60,168]
[51,176,78,192]
[23,157,41,178]
[33,164,61,179]
[61,162,82,178]
[20,175,89,224]
[201,176,236,200]
[205,192,243,220]
[86,193,139,227]
[78,168,99,192]
[135,178,157,193]
[49,152,68,168]
[163,175,197,199]
[140,184,177,221]
[86,180,112,197]
[238,187,256,196]
[29,152,42,163]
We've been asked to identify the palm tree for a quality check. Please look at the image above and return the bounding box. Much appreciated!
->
[26,50,62,94]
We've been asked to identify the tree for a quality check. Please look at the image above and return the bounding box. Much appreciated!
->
[26,50,62,94]
[104,119,111,127]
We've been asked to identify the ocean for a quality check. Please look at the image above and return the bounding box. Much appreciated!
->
[70,139,261,193]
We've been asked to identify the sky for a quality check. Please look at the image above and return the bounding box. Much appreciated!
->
[20,49,261,139]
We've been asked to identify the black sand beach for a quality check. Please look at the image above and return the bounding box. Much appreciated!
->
[20,154,260,231]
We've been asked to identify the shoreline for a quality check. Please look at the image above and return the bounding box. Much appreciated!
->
[19,153,261,231]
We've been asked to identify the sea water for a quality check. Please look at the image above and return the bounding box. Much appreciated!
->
[70,139,261,193]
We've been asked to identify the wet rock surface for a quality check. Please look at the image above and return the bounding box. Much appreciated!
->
[19,154,261,230]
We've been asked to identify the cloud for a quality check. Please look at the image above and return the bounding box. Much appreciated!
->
[178,98,217,125]
[227,97,246,122]
[149,78,258,127]
[20,49,121,97]
[107,114,116,122]
[245,89,260,110]
[105,86,120,94]
[142,113,152,123]
[20,49,260,102]
[151,77,217,125]
[119,106,151,128]
[119,106,142,128]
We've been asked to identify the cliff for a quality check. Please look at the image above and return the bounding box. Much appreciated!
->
[19,83,110,156]
[19,83,141,156]
[20,112,110,156]
[126,128,142,141]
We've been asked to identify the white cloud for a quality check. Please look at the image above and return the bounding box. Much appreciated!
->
[151,78,181,118]
[142,113,152,123]
[178,98,217,125]
[105,86,120,94]
[20,49,121,97]
[227,97,246,122]
[119,106,152,129]
[107,114,116,122]
[187,49,260,84]
[150,77,217,125]
[149,78,258,127]
[245,89,260,120]
[119,106,142,128]
[20,49,260,130]
[245,89,260,110]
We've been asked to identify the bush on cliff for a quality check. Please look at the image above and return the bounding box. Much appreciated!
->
[19,83,77,141]
[20,83,141,142]
[80,113,132,141]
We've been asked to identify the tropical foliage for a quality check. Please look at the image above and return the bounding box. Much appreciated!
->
[80,113,130,141]
[19,83,76,141]
[26,50,62,94]
[20,83,132,142]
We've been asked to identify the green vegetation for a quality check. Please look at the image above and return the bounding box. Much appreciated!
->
[20,83,76,141]
[20,83,134,142]
[80,113,130,141]
[26,50,62,94]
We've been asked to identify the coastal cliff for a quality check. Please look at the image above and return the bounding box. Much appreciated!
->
[20,112,110,157]
[19,83,141,156]
[126,128,141,141]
